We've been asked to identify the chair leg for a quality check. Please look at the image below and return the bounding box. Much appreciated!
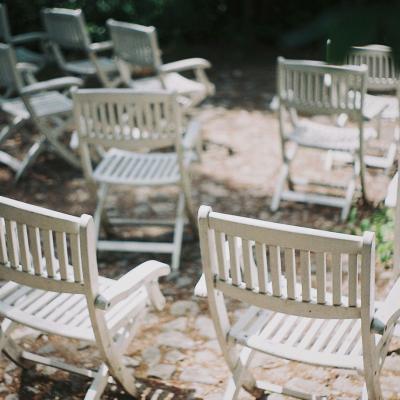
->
[271,163,289,212]
[84,363,110,400]
[180,173,197,234]
[14,136,47,182]
[0,151,21,172]
[171,192,185,271]
[94,184,109,240]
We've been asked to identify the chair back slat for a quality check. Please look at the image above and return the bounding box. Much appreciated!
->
[255,242,268,293]
[316,252,327,304]
[73,89,182,152]
[0,196,94,293]
[332,252,342,305]
[348,254,359,307]
[347,45,398,91]
[42,8,91,51]
[108,19,161,73]
[199,207,374,320]
[278,57,367,118]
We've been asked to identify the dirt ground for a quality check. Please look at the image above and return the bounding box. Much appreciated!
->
[0,51,400,399]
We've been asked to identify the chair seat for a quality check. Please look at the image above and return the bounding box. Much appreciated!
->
[131,72,206,98]
[288,120,376,151]
[65,57,118,76]
[0,276,148,342]
[1,91,72,119]
[364,94,398,120]
[229,306,367,371]
[93,148,181,185]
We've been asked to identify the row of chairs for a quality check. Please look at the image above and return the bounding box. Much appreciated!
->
[272,44,399,220]
[1,195,400,399]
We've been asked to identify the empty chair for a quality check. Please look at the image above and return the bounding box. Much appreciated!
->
[0,3,47,67]
[107,19,215,111]
[0,44,83,181]
[0,195,170,398]
[73,89,197,270]
[42,8,120,88]
[197,205,400,399]
[271,57,374,220]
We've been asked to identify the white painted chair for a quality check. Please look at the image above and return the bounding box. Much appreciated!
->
[42,8,120,88]
[197,205,400,399]
[0,44,83,181]
[385,162,400,276]
[271,57,374,221]
[0,195,170,399]
[345,44,398,170]
[73,89,197,271]
[0,3,48,68]
[107,19,215,111]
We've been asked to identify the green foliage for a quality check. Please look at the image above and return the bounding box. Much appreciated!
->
[346,206,394,268]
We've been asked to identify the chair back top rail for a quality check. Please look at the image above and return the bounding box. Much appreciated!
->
[0,196,97,294]
[199,206,375,320]
[278,57,368,117]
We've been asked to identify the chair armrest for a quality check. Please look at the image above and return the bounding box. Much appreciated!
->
[160,58,211,74]
[12,32,46,45]
[16,62,39,75]
[194,274,208,298]
[183,119,201,150]
[89,41,113,53]
[371,278,400,335]
[20,77,84,95]
[95,260,170,310]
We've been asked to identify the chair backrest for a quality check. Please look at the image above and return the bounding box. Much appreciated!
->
[107,19,162,73]
[0,4,12,43]
[277,57,368,118]
[198,206,375,320]
[0,44,24,94]
[0,196,98,295]
[42,8,91,51]
[347,45,398,92]
[73,88,183,152]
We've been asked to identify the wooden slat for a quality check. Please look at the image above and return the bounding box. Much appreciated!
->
[300,250,311,302]
[255,242,268,293]
[70,233,83,283]
[5,219,19,268]
[227,235,241,286]
[215,231,228,281]
[269,246,282,297]
[284,248,296,299]
[332,252,342,306]
[348,254,358,307]
[316,252,326,304]
[55,232,69,281]
[0,218,8,264]
[242,239,256,290]
[42,229,56,278]
[17,223,30,272]
[28,226,42,275]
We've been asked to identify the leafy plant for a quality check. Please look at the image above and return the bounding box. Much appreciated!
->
[345,206,394,268]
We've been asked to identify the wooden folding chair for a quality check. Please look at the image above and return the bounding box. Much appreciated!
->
[271,57,374,221]
[197,205,400,399]
[0,3,48,68]
[107,19,214,112]
[0,195,170,399]
[73,88,197,270]
[42,8,120,88]
[0,44,83,181]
